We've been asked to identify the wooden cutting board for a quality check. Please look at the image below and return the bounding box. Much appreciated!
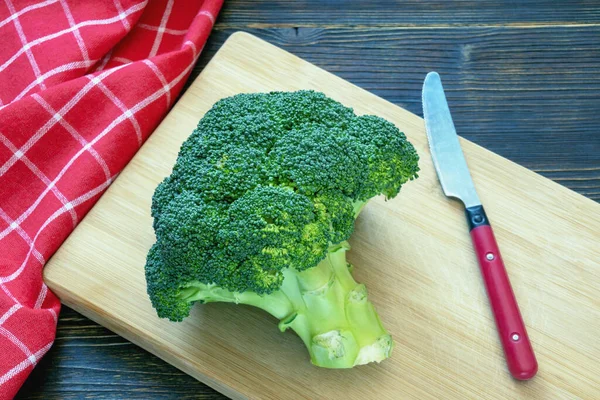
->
[44,32,600,399]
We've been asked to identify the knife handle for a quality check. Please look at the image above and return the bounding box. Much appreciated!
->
[466,205,538,380]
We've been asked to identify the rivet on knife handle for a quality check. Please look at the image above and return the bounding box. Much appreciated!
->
[466,206,538,380]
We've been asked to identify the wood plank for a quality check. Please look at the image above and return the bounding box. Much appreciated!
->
[217,0,600,26]
[192,27,600,201]
[15,308,226,399]
[42,32,600,400]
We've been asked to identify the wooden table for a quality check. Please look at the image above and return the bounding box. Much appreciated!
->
[16,1,600,399]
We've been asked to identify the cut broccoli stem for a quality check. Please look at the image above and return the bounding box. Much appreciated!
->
[179,242,392,368]
[352,200,369,218]
[179,281,293,320]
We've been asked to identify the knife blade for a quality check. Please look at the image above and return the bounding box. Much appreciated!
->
[422,72,480,208]
[422,71,538,380]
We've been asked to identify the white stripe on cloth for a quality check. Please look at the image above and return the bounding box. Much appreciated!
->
[95,49,113,72]
[0,325,35,361]
[142,59,171,107]
[198,10,215,25]
[33,284,48,309]
[138,23,187,35]
[8,59,97,104]
[0,0,59,29]
[49,308,57,322]
[4,0,47,91]
[0,280,54,326]
[0,341,53,386]
[1,45,198,284]
[0,304,21,326]
[0,176,116,284]
[112,56,133,65]
[1,283,20,306]
[148,0,174,57]
[59,0,90,62]
[0,207,45,264]
[0,66,125,241]
[113,0,131,30]
[183,40,197,58]
[92,77,143,145]
[33,94,112,181]
[0,133,78,227]
[0,1,147,75]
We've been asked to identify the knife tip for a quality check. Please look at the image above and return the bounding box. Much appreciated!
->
[425,71,440,82]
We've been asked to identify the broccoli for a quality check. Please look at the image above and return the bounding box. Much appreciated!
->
[145,90,419,368]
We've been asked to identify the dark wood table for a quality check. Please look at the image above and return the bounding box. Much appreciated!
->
[17,1,599,398]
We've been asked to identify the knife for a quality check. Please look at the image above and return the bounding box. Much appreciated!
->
[422,72,538,380]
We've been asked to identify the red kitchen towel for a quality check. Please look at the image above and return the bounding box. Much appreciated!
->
[0,0,223,397]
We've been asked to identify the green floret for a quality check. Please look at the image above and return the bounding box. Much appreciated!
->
[267,125,366,197]
[145,90,419,367]
[145,243,193,322]
[314,191,356,245]
[348,115,420,200]
[222,185,329,280]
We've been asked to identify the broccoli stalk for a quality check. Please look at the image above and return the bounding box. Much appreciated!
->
[178,242,391,368]
[145,90,419,368]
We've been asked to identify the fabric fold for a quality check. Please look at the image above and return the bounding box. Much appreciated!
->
[0,1,223,397]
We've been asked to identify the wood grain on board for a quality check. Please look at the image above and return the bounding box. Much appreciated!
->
[216,0,600,26]
[41,32,600,399]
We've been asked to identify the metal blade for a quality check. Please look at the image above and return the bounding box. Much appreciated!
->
[422,72,481,208]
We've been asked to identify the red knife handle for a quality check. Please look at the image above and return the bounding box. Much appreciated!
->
[466,205,538,380]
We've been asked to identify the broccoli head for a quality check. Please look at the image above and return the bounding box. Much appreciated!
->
[146,90,419,368]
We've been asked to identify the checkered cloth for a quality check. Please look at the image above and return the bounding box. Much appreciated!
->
[0,0,223,397]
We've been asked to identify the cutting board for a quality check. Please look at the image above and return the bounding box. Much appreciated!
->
[44,32,600,399]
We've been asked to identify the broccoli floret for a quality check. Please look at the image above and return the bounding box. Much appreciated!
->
[145,90,419,368]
